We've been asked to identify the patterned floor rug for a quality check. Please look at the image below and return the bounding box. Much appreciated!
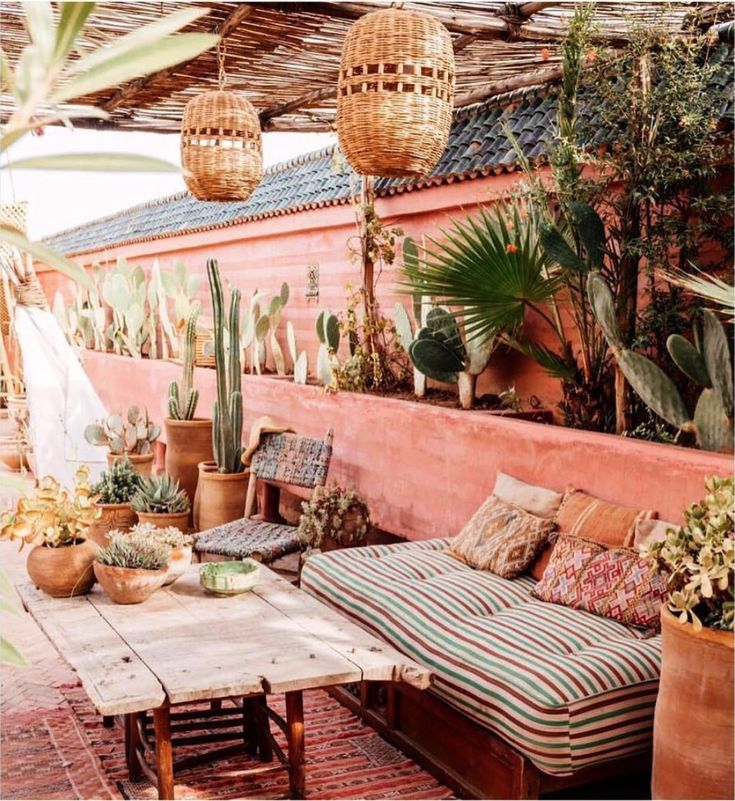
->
[3,681,454,801]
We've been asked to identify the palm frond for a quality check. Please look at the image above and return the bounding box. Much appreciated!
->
[667,266,735,322]
[399,203,561,344]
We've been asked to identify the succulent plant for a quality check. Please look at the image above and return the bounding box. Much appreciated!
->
[96,530,170,570]
[207,259,245,474]
[406,307,495,410]
[168,304,200,420]
[588,273,734,452]
[641,476,734,632]
[84,405,161,455]
[92,458,142,505]
[131,474,190,514]
[0,467,100,549]
[131,522,193,549]
[297,484,370,552]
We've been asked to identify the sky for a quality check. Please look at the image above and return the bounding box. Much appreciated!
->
[0,128,335,240]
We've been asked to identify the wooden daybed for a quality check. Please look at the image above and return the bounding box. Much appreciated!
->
[301,538,658,799]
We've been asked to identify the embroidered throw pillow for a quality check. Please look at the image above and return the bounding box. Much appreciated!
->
[448,496,555,579]
[492,472,563,520]
[529,487,656,581]
[531,534,666,631]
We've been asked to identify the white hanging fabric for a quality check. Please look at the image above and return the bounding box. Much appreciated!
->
[13,305,107,488]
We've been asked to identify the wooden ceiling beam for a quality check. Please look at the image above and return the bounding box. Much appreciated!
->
[99,4,255,113]
[454,64,562,107]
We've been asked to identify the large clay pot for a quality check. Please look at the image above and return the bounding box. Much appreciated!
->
[136,510,189,535]
[652,607,734,800]
[164,546,193,586]
[107,451,154,477]
[88,503,137,548]
[26,540,98,597]
[164,418,213,522]
[93,562,168,604]
[194,461,248,531]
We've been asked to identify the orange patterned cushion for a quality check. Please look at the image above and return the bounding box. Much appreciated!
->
[531,534,666,632]
[448,496,555,579]
[529,488,656,580]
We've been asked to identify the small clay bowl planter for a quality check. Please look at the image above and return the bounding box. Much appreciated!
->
[26,540,99,598]
[88,503,137,548]
[136,511,189,535]
[107,451,154,478]
[94,562,168,604]
[200,560,260,596]
[164,545,193,586]
[193,461,249,531]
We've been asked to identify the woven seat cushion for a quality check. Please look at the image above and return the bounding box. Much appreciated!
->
[194,518,302,563]
[302,538,661,777]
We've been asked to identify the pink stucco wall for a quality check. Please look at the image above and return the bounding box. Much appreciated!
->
[82,351,731,538]
[38,172,566,409]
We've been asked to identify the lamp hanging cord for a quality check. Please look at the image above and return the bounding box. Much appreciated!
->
[217,40,227,90]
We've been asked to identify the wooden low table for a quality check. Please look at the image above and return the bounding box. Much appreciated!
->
[18,565,432,800]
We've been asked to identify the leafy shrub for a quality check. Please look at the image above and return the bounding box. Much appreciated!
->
[298,485,370,551]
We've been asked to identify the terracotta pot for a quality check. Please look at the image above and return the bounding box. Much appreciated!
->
[88,503,137,548]
[194,461,248,531]
[164,418,213,523]
[321,509,367,552]
[0,436,29,472]
[0,409,15,437]
[164,545,193,586]
[652,607,734,800]
[93,562,168,604]
[136,511,189,534]
[107,451,154,477]
[26,540,98,598]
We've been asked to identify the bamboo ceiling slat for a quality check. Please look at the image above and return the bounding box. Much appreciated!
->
[0,1,729,133]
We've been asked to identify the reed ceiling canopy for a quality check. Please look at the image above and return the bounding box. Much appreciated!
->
[0,1,731,133]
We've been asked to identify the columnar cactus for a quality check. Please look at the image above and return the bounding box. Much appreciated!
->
[207,259,244,473]
[168,304,200,420]
[588,272,733,452]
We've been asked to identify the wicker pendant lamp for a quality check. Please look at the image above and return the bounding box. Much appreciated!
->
[336,6,455,178]
[181,44,263,202]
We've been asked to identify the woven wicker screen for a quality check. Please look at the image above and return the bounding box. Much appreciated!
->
[181,90,263,202]
[0,202,27,336]
[336,8,455,178]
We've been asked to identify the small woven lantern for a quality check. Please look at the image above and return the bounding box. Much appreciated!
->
[336,7,455,178]
[181,45,263,202]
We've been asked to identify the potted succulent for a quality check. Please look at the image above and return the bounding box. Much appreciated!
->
[165,304,213,519]
[140,523,194,585]
[641,476,734,801]
[87,458,141,547]
[84,405,161,476]
[131,474,190,534]
[0,467,100,597]
[195,259,248,531]
[94,529,170,604]
[297,484,370,557]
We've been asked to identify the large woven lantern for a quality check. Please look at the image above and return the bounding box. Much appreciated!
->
[336,7,455,178]
[181,90,263,202]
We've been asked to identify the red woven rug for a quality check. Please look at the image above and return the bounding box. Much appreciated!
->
[3,681,454,800]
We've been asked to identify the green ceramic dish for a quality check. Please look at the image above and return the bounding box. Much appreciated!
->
[199,560,261,596]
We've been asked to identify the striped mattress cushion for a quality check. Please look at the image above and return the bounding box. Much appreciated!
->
[301,538,661,777]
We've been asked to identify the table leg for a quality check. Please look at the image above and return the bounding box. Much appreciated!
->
[124,712,143,781]
[153,705,175,800]
[285,690,305,799]
[255,696,273,763]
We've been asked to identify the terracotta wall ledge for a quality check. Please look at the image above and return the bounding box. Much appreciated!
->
[82,350,732,540]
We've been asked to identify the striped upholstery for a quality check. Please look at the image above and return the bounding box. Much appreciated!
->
[301,538,661,777]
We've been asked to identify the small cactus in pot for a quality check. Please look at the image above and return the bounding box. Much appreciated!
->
[88,458,141,547]
[131,474,190,535]
[168,304,200,421]
[85,405,161,476]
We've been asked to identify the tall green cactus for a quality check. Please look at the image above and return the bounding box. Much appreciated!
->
[207,259,244,473]
[588,272,733,452]
[167,303,200,420]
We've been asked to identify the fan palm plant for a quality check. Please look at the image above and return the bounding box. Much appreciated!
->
[666,266,735,323]
[400,202,576,381]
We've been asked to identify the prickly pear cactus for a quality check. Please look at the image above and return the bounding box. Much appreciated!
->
[588,272,733,452]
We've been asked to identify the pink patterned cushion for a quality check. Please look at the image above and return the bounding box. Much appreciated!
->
[531,534,666,631]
